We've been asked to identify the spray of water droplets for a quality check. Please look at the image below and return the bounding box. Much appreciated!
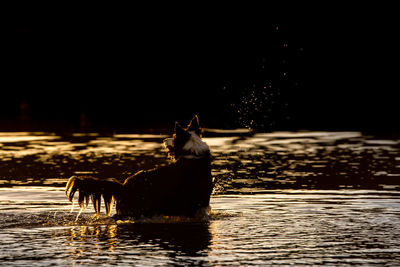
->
[230,82,288,130]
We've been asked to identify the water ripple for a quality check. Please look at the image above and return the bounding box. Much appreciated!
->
[1,131,400,265]
[1,188,400,265]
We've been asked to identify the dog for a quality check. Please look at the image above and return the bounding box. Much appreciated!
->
[65,115,213,218]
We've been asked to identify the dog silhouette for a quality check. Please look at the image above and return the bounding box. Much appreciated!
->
[66,116,213,218]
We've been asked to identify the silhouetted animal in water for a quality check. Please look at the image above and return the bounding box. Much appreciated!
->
[65,116,213,218]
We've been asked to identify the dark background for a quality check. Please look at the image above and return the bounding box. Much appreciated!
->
[10,6,399,133]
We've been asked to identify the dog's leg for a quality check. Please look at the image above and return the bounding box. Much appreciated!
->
[65,176,122,216]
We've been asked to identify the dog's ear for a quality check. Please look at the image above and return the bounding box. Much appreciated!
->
[175,122,190,138]
[187,115,201,135]
[174,121,191,147]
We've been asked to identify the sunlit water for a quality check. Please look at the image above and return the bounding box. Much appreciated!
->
[1,131,400,265]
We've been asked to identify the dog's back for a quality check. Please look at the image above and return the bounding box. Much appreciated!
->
[119,156,212,217]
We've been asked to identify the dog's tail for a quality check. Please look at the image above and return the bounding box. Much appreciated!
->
[65,176,123,216]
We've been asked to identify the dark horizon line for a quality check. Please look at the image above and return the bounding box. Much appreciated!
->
[1,117,398,135]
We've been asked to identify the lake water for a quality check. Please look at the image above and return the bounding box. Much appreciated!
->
[1,130,400,265]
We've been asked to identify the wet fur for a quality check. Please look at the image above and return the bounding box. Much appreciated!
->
[65,116,213,218]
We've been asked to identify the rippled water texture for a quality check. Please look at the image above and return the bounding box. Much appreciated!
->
[1,131,400,265]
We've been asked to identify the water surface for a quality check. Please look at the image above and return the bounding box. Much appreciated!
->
[1,131,400,265]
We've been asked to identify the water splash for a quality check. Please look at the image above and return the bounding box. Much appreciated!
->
[75,207,84,222]
[230,82,289,130]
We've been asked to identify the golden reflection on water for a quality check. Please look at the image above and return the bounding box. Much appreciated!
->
[1,130,399,192]
[2,188,400,265]
[68,224,118,256]
[63,220,214,261]
[1,131,400,265]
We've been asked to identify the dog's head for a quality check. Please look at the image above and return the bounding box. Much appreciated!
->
[163,115,210,160]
